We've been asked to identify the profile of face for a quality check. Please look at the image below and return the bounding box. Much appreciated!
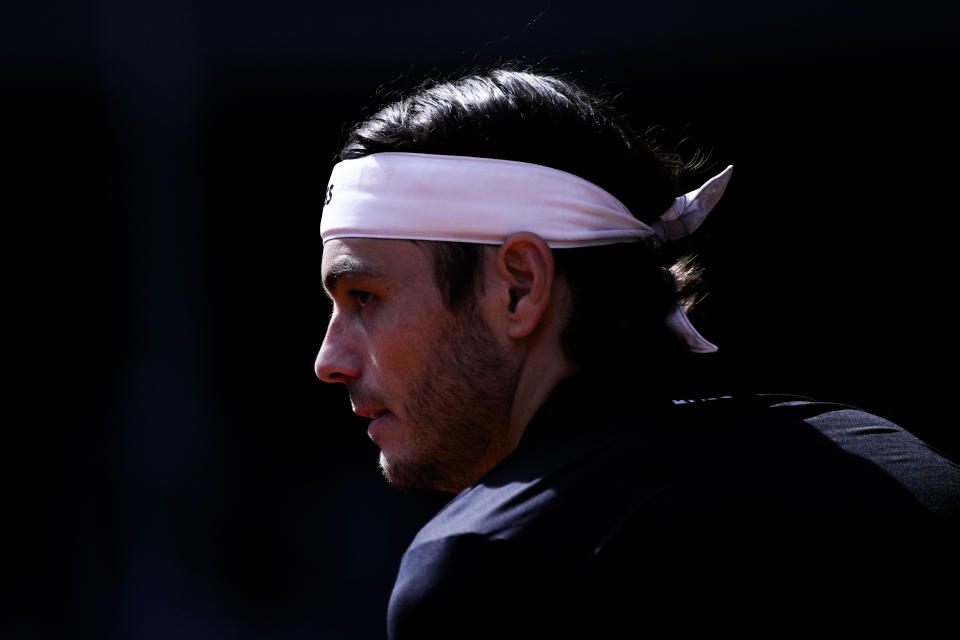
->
[315,238,520,493]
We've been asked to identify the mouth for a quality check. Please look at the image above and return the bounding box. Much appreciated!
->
[350,398,394,442]
[354,406,390,420]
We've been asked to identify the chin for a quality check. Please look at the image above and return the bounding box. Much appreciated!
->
[378,451,464,494]
[378,451,414,489]
[378,451,397,483]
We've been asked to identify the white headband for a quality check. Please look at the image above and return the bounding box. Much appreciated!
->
[320,152,733,353]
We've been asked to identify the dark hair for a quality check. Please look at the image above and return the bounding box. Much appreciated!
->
[337,66,714,395]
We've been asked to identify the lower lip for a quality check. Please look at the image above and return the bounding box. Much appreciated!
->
[367,411,394,441]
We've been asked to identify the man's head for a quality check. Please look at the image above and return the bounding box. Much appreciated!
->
[315,67,728,492]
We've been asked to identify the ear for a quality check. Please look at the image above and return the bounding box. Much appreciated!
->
[494,232,555,339]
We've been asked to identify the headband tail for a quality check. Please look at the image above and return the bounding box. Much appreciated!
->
[665,304,718,353]
[651,165,734,242]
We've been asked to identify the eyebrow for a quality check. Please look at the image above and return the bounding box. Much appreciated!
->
[323,257,380,295]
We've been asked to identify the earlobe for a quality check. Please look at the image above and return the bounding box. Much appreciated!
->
[495,233,555,339]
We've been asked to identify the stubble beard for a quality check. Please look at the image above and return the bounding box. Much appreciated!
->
[380,307,520,493]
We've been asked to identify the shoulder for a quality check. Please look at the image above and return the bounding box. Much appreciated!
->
[655,393,959,506]
[592,394,960,630]
[748,394,960,513]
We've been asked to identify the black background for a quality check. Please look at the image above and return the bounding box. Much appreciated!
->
[6,1,960,638]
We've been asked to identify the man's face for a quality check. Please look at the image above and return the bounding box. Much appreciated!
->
[315,238,520,493]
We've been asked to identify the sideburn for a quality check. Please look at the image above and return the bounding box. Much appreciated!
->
[412,240,488,312]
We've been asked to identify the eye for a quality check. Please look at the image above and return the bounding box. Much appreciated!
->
[349,290,373,308]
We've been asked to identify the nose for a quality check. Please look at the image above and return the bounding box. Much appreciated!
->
[314,312,361,383]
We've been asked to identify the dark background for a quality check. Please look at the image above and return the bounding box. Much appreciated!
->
[6,1,959,638]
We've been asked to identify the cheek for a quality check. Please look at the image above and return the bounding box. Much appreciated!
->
[370,299,453,377]
[367,302,449,378]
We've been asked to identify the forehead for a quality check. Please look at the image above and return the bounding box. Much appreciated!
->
[321,238,432,291]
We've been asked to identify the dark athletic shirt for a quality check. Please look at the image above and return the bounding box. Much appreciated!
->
[388,377,960,639]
